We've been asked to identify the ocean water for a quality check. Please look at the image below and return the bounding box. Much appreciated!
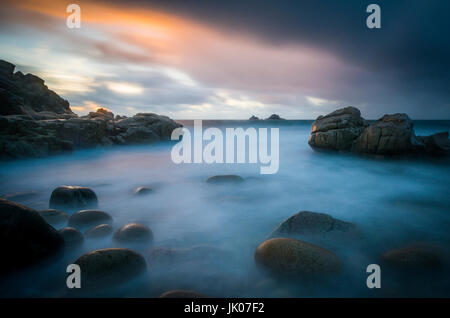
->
[1,120,449,297]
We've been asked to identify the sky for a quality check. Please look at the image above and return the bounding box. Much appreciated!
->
[0,0,449,119]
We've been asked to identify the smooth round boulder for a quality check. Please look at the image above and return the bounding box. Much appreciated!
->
[68,210,112,230]
[38,209,69,228]
[49,186,98,211]
[159,290,205,298]
[74,248,147,289]
[206,175,244,184]
[381,245,442,270]
[254,238,342,277]
[85,224,114,239]
[0,198,64,275]
[59,227,84,247]
[114,223,153,243]
[133,186,154,196]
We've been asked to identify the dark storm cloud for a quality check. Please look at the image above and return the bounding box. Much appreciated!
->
[103,0,450,117]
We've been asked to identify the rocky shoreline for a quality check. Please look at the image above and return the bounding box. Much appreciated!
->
[0,60,181,160]
[308,106,450,157]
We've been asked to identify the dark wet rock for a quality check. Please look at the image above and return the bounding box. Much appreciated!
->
[74,248,147,289]
[249,115,260,120]
[0,198,64,275]
[381,244,442,270]
[159,290,205,298]
[85,224,114,239]
[114,223,153,243]
[59,227,84,247]
[254,238,342,277]
[265,114,285,120]
[206,175,244,184]
[68,210,112,230]
[38,209,69,228]
[49,186,98,211]
[308,106,368,151]
[270,211,359,240]
[352,113,420,155]
[133,186,154,196]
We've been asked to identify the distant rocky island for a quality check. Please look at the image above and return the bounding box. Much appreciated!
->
[308,106,450,156]
[0,60,181,159]
[249,114,285,120]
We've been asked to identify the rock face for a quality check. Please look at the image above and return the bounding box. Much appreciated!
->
[308,106,368,151]
[270,211,359,240]
[0,198,64,275]
[114,223,153,243]
[254,238,341,277]
[352,113,419,155]
[49,186,98,211]
[381,245,442,270]
[38,209,69,228]
[68,210,113,230]
[59,227,84,247]
[206,175,245,184]
[309,106,450,156]
[0,60,73,116]
[74,248,147,289]
[0,60,182,160]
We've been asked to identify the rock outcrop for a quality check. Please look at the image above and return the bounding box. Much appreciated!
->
[265,114,285,120]
[0,60,182,160]
[309,106,450,156]
[249,115,260,120]
[308,106,368,151]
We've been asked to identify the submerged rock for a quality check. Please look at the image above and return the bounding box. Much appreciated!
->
[206,175,244,184]
[74,248,147,289]
[270,211,359,240]
[59,227,84,248]
[148,245,225,269]
[49,186,98,211]
[85,224,114,239]
[114,223,153,244]
[308,106,367,151]
[159,290,206,298]
[0,198,64,275]
[381,244,442,270]
[254,238,342,277]
[68,210,112,230]
[38,209,69,228]
[133,186,154,196]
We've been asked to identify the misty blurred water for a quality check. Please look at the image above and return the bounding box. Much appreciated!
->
[1,120,449,297]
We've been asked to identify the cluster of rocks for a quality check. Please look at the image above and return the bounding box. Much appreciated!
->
[254,210,444,279]
[249,114,285,121]
[308,106,450,156]
[0,59,181,159]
